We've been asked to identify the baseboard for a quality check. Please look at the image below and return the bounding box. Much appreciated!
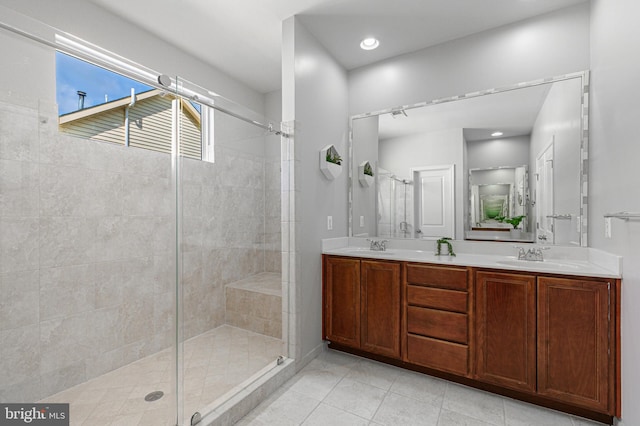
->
[295,342,325,372]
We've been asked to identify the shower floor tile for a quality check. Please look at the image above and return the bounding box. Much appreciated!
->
[40,325,283,426]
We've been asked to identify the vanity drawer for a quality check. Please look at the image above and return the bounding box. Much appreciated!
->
[406,334,468,376]
[407,306,468,344]
[407,285,467,313]
[406,264,468,291]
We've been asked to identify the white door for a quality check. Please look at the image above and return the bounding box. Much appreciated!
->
[413,165,455,239]
[536,143,554,243]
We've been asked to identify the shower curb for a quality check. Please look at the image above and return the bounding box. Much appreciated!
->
[198,358,295,426]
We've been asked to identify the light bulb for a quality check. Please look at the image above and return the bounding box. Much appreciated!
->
[360,38,380,50]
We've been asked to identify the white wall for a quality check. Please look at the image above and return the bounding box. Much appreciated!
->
[590,0,640,424]
[380,128,464,238]
[352,115,379,237]
[282,17,349,364]
[349,3,590,115]
[0,0,264,113]
[467,136,530,170]
[0,16,55,104]
[471,169,516,186]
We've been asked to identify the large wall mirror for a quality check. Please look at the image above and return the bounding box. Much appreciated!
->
[349,71,589,246]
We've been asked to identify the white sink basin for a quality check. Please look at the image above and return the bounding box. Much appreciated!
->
[495,259,581,270]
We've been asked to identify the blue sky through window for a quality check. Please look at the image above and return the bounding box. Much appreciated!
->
[56,51,153,116]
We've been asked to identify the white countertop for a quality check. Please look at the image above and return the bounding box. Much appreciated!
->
[322,238,622,279]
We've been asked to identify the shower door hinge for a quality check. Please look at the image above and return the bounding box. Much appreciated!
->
[277,355,285,365]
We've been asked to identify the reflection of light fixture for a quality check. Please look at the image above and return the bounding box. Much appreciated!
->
[360,37,380,50]
[491,131,504,137]
[391,109,407,118]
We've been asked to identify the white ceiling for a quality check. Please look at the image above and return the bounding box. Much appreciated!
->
[89,0,588,94]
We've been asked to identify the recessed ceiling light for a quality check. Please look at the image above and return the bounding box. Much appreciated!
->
[360,37,380,50]
[491,131,504,137]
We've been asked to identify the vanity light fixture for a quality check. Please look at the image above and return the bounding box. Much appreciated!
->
[360,37,380,50]
[491,131,504,137]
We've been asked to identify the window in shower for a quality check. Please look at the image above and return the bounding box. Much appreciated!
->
[55,51,212,161]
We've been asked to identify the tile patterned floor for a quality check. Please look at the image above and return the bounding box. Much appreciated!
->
[235,349,608,426]
[40,325,283,426]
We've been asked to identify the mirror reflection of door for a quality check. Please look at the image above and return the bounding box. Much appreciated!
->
[536,142,554,243]
[413,165,455,239]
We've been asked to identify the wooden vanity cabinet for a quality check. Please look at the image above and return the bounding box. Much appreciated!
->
[323,256,361,348]
[475,271,537,392]
[323,255,401,358]
[475,270,619,416]
[537,276,614,413]
[323,255,620,422]
[404,263,471,376]
[360,259,402,357]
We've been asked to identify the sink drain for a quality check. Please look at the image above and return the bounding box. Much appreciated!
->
[144,391,164,402]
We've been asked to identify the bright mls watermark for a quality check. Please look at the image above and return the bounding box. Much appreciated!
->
[1,404,69,426]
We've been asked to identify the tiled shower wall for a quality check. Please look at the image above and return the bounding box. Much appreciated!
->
[181,146,280,339]
[0,96,280,402]
[264,154,282,273]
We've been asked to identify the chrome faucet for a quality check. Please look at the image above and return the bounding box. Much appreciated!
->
[516,246,549,261]
[367,239,388,251]
[436,237,456,257]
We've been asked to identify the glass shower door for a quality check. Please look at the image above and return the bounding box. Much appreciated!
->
[0,20,181,425]
[174,78,286,425]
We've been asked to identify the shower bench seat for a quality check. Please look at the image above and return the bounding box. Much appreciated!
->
[225,272,282,338]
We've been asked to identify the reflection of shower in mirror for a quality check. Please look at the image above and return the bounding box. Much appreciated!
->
[377,169,414,239]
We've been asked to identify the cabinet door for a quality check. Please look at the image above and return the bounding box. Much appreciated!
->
[324,257,361,348]
[361,260,401,358]
[538,277,611,412]
[475,271,536,393]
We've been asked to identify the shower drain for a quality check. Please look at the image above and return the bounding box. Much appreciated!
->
[144,391,164,402]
